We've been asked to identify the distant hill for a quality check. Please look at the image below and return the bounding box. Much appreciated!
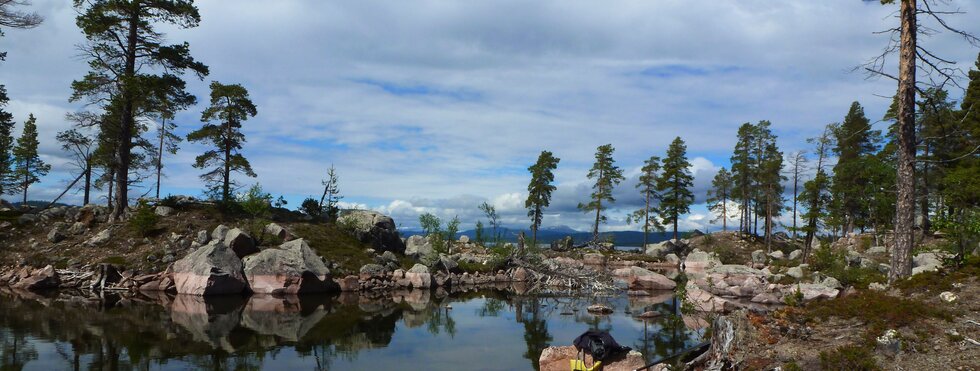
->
[399,226,696,248]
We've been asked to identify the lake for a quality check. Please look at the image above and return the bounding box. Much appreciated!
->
[0,287,705,370]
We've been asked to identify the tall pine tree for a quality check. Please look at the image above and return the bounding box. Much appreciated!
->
[831,101,880,234]
[525,150,559,246]
[730,123,756,234]
[707,167,733,232]
[657,137,694,241]
[627,155,664,247]
[578,144,624,243]
[12,114,49,204]
[0,86,14,196]
[187,82,258,203]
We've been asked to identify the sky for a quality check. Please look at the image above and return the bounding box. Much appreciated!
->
[1,0,979,233]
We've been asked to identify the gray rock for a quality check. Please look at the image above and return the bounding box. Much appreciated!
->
[685,249,721,268]
[17,213,38,224]
[405,235,434,258]
[912,252,944,275]
[47,223,67,243]
[865,246,887,255]
[458,235,470,244]
[869,282,888,291]
[154,206,175,217]
[264,223,291,241]
[195,230,210,245]
[223,228,258,258]
[172,242,248,296]
[68,222,86,235]
[359,264,385,278]
[211,225,231,243]
[788,249,802,260]
[405,263,432,288]
[751,250,767,264]
[768,250,785,260]
[338,210,405,254]
[665,253,680,264]
[436,256,459,273]
[822,276,842,289]
[381,250,398,264]
[786,266,804,279]
[85,229,112,246]
[243,239,336,294]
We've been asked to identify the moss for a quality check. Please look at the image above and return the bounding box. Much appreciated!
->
[894,255,980,294]
[818,345,881,371]
[101,256,128,266]
[783,360,803,371]
[806,290,952,343]
[290,223,373,275]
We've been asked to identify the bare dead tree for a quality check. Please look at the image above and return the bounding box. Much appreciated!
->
[0,0,42,30]
[785,151,808,241]
[862,0,979,282]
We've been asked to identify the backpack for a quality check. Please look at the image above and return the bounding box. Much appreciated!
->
[572,330,631,362]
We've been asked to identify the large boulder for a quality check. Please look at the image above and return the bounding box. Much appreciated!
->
[264,223,293,241]
[155,206,175,217]
[172,242,248,296]
[912,252,944,275]
[684,249,720,269]
[612,266,676,291]
[13,265,60,291]
[539,346,645,371]
[405,264,432,289]
[85,228,112,246]
[339,210,405,254]
[222,228,259,258]
[243,239,337,294]
[404,235,434,258]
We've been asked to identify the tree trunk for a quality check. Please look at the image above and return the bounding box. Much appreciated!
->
[222,121,232,203]
[891,0,917,283]
[920,144,930,234]
[83,160,91,205]
[643,190,650,247]
[722,190,728,232]
[22,157,29,205]
[111,6,141,221]
[156,118,164,199]
[792,169,799,240]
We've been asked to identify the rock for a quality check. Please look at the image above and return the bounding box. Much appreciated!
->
[869,282,888,291]
[47,226,66,243]
[85,229,112,246]
[380,250,398,264]
[458,235,470,244]
[939,291,958,303]
[786,266,804,279]
[243,239,336,294]
[435,256,459,273]
[154,206,175,216]
[17,213,38,224]
[67,222,86,235]
[646,240,682,257]
[550,236,574,252]
[336,275,359,291]
[912,252,944,275]
[665,253,680,264]
[13,265,60,291]
[211,225,231,243]
[637,311,662,318]
[172,242,248,295]
[586,304,613,314]
[751,250,766,264]
[405,264,432,289]
[768,250,784,260]
[264,223,292,241]
[338,210,405,253]
[685,249,720,268]
[221,228,258,258]
[866,246,887,255]
[538,346,645,371]
[511,267,531,282]
[788,249,802,260]
[822,276,842,289]
[359,264,385,280]
[583,253,606,266]
[876,329,901,357]
[404,235,434,258]
[195,230,210,245]
[612,266,676,290]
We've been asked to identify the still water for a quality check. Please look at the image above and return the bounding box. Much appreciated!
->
[0,286,704,370]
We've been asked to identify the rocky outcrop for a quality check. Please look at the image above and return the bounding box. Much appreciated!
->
[539,346,645,371]
[223,228,259,258]
[172,242,248,296]
[339,210,405,254]
[405,264,432,289]
[912,251,945,275]
[611,266,676,291]
[12,265,60,291]
[405,235,434,258]
[242,239,337,294]
[684,248,721,269]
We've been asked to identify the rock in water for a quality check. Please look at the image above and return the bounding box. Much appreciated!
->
[339,210,406,254]
[611,266,676,290]
[13,265,60,291]
[172,242,248,296]
[243,239,336,294]
[586,304,613,314]
[405,264,432,289]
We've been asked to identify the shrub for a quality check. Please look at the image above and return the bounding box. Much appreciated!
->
[129,200,160,237]
[237,183,272,218]
[807,290,952,343]
[158,194,181,209]
[300,197,322,217]
[818,345,880,371]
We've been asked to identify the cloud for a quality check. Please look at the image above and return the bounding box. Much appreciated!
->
[3,0,978,233]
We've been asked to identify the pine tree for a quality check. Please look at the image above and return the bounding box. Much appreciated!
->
[831,102,881,234]
[578,144,624,243]
[785,151,807,240]
[657,137,694,241]
[187,82,258,203]
[525,150,559,246]
[318,164,342,221]
[800,123,836,261]
[0,86,14,196]
[759,140,785,251]
[707,167,733,232]
[71,0,208,219]
[627,156,664,247]
[56,127,96,205]
[730,123,755,234]
[12,114,50,204]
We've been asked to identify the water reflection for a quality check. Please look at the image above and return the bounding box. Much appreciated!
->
[0,285,703,370]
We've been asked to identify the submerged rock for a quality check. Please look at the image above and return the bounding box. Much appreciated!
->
[243,239,337,295]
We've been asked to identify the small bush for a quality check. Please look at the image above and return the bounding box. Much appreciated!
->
[818,345,881,371]
[784,285,805,307]
[158,194,181,209]
[237,183,272,218]
[783,361,803,371]
[129,200,160,237]
[300,197,322,217]
[807,290,952,343]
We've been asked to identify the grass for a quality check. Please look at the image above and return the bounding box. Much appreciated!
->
[893,255,980,294]
[818,345,881,371]
[290,223,373,275]
[101,256,129,266]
